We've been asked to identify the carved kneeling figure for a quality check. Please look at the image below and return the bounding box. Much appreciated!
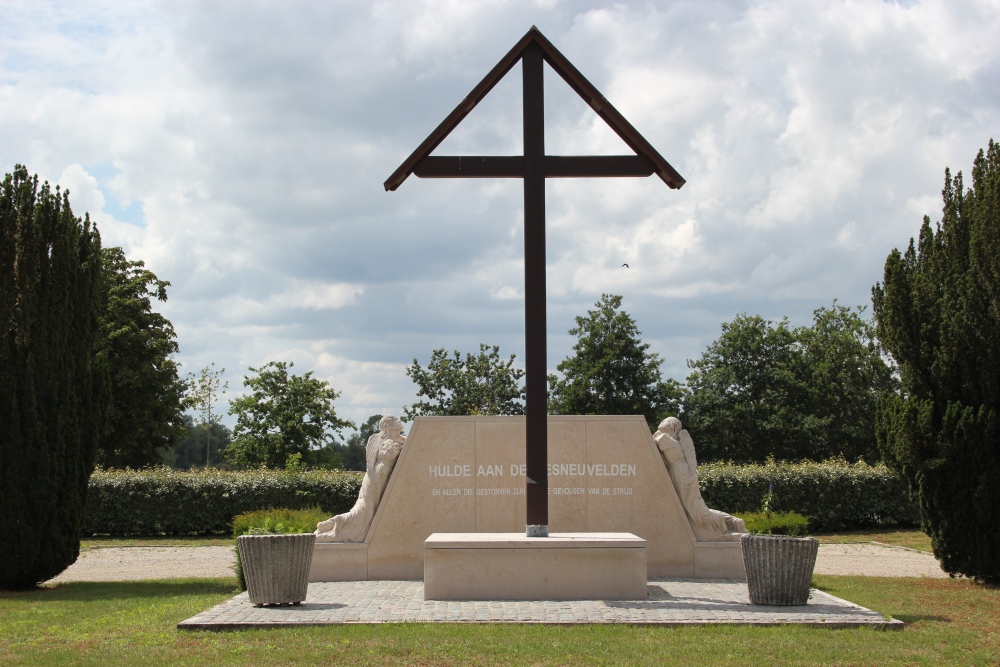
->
[316,415,406,543]
[654,417,746,541]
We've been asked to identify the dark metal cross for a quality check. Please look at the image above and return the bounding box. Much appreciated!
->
[386,27,684,537]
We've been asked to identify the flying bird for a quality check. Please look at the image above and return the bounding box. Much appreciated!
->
[622,263,629,268]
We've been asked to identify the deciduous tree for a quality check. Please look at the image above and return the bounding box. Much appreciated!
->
[800,303,896,461]
[873,139,1000,582]
[95,247,186,468]
[548,294,683,429]
[404,344,525,420]
[167,414,231,469]
[226,361,354,468]
[682,305,895,463]
[682,314,805,462]
[187,363,229,467]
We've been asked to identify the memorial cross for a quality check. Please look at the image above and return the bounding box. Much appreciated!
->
[385,26,684,537]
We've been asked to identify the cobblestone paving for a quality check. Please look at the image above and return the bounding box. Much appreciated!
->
[178,579,902,629]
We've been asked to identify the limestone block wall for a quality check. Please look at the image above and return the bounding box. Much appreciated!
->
[311,415,744,581]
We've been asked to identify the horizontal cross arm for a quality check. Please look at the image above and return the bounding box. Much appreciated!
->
[414,156,523,178]
[546,155,655,177]
[412,155,656,179]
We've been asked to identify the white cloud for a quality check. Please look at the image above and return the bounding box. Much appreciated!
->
[836,221,862,251]
[57,164,104,215]
[273,280,365,311]
[490,285,522,301]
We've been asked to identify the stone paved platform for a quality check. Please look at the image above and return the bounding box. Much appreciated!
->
[177,578,902,629]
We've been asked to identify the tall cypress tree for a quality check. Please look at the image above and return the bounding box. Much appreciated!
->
[873,140,1000,583]
[0,165,107,590]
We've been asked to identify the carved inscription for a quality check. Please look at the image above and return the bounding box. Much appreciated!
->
[428,459,635,498]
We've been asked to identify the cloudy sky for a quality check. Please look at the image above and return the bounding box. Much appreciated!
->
[3,0,999,432]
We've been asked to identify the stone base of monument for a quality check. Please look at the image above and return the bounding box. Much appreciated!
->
[423,532,647,601]
[310,542,368,581]
[309,539,743,582]
[693,541,745,578]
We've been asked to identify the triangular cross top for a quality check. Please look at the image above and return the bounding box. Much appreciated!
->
[386,26,684,538]
[385,26,685,191]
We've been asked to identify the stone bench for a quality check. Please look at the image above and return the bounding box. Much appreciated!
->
[423,532,647,600]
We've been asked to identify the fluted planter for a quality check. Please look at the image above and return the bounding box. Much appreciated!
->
[237,533,316,607]
[741,534,819,606]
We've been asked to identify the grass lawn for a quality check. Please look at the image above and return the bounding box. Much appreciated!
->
[812,528,933,552]
[1,575,996,666]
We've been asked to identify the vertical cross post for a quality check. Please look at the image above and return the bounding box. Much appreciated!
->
[521,42,548,536]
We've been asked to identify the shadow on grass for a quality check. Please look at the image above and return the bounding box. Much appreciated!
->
[1,579,238,602]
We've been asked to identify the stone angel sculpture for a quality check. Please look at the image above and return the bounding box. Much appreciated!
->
[316,415,406,543]
[653,417,747,541]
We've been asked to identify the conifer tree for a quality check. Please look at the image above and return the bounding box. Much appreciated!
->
[873,140,1000,583]
[1,165,108,589]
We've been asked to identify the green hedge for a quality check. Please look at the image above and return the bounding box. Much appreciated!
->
[84,460,918,536]
[699,459,920,531]
[84,468,363,536]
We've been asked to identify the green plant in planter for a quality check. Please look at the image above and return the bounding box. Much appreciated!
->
[760,482,775,517]
[232,507,327,590]
[737,511,810,536]
[737,480,811,535]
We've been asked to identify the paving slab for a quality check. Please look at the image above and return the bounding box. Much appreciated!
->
[177,578,902,629]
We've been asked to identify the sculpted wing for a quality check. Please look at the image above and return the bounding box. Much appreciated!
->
[365,432,380,473]
[679,429,699,470]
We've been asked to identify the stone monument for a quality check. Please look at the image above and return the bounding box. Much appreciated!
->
[310,415,748,582]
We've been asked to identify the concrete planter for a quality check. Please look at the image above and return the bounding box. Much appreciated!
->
[238,533,316,607]
[740,534,819,606]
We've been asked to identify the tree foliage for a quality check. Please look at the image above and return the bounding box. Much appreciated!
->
[95,247,186,468]
[1,165,108,589]
[872,139,1000,583]
[226,361,355,469]
[187,363,229,468]
[548,294,682,429]
[167,414,231,469]
[683,304,896,463]
[404,344,525,420]
[682,314,803,462]
[327,413,382,471]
